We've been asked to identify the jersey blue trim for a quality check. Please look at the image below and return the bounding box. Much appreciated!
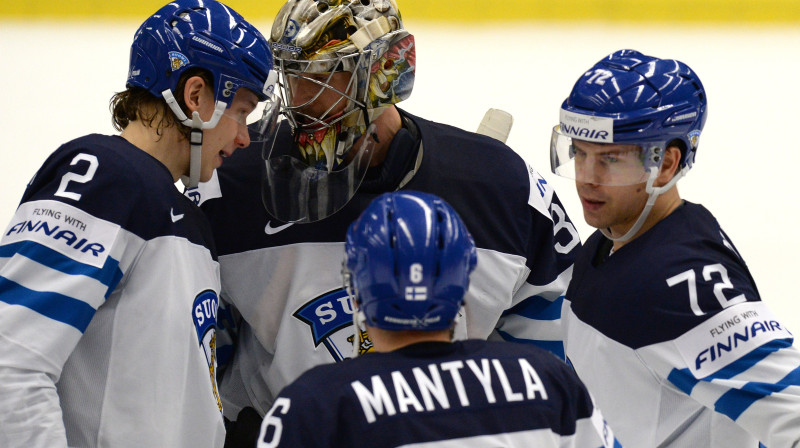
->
[704,338,793,381]
[668,339,794,396]
[714,364,800,421]
[667,368,699,395]
[496,329,565,360]
[502,295,563,321]
[0,241,123,295]
[0,276,96,332]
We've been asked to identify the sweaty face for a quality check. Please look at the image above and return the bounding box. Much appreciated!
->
[198,88,259,182]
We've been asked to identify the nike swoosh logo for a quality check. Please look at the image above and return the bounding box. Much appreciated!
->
[170,208,184,223]
[265,221,293,235]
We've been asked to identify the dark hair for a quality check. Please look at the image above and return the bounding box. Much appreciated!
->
[110,68,214,140]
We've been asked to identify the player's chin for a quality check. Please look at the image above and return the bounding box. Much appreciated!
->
[582,211,608,230]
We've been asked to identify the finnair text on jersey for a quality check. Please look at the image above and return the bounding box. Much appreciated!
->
[32,207,87,231]
[695,319,786,370]
[6,219,105,256]
[351,358,549,424]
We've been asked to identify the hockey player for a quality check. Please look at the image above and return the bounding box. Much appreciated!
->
[550,49,800,447]
[256,191,615,448]
[193,0,581,442]
[0,1,279,447]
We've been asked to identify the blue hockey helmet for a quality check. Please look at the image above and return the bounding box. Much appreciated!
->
[128,0,276,104]
[344,191,477,331]
[127,0,280,187]
[551,49,707,186]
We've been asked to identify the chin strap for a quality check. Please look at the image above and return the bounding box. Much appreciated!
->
[182,112,204,188]
[162,89,227,188]
[601,166,687,242]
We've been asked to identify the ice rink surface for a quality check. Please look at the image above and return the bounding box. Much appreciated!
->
[1,20,798,335]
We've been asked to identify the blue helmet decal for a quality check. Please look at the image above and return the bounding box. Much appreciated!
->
[344,191,477,331]
[127,0,274,104]
[561,49,708,169]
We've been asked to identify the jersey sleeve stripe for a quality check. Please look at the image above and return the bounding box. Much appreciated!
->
[0,252,110,311]
[667,339,794,395]
[704,338,794,381]
[0,240,123,292]
[502,295,563,321]
[0,277,96,332]
[713,364,800,421]
[667,368,699,395]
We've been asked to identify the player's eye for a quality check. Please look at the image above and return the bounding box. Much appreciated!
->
[601,153,619,163]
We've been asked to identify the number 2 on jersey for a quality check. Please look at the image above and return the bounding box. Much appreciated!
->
[54,153,99,201]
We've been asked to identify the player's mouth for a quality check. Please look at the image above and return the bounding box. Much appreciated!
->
[580,195,605,212]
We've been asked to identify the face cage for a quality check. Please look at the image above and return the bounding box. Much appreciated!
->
[550,124,668,186]
[274,52,370,134]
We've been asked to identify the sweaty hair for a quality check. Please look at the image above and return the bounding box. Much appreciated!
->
[110,68,214,140]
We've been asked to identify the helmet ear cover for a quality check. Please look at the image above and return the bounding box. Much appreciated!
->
[344,191,477,332]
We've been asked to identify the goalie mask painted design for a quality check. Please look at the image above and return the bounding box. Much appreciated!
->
[261,0,416,223]
[343,191,477,332]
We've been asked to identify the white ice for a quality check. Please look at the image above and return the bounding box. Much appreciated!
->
[0,20,798,336]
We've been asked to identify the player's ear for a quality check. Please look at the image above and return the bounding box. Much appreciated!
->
[182,75,208,114]
[656,145,681,186]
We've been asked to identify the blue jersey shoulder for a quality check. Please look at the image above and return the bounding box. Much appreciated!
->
[568,201,760,348]
[22,134,213,248]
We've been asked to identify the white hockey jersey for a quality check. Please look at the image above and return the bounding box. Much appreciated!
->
[0,135,225,448]
[194,111,582,417]
[563,202,800,447]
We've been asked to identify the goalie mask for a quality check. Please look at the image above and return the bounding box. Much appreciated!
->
[343,191,477,335]
[261,0,416,223]
[550,49,707,241]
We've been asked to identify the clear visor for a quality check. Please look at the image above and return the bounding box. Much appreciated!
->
[550,125,665,186]
[261,122,378,223]
[221,90,282,143]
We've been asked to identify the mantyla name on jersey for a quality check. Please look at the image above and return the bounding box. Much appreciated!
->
[675,301,793,378]
[350,357,549,424]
